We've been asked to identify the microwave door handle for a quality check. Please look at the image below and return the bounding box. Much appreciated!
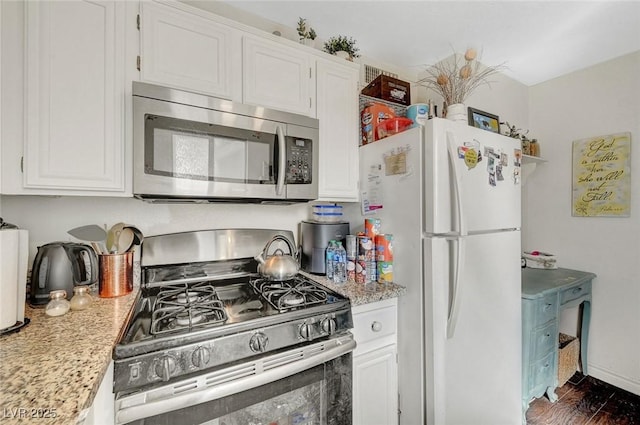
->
[276,125,286,196]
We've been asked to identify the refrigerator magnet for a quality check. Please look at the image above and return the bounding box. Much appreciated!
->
[496,164,504,181]
[514,149,522,167]
[489,172,497,187]
[464,148,479,169]
[487,154,496,174]
[513,167,521,184]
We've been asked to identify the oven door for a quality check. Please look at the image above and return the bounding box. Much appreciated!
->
[115,334,355,425]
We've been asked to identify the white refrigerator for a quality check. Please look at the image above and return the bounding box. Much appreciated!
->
[359,118,522,425]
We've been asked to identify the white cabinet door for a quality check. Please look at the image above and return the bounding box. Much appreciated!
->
[79,361,114,425]
[316,59,359,201]
[353,344,398,425]
[140,1,242,101]
[352,298,399,425]
[243,34,314,117]
[24,0,126,192]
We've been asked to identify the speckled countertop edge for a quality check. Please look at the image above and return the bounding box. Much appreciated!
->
[0,288,138,425]
[300,271,407,305]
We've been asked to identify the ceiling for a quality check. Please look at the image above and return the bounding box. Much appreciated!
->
[221,0,640,86]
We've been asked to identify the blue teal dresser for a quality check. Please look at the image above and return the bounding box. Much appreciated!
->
[521,267,596,420]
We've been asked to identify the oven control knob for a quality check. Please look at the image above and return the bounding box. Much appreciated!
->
[154,355,177,381]
[191,346,211,368]
[321,318,337,335]
[249,332,269,353]
[299,323,314,341]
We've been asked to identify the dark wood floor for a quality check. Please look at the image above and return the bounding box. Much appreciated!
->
[526,373,640,424]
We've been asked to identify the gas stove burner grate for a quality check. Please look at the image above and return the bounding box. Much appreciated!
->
[250,276,328,312]
[150,282,228,335]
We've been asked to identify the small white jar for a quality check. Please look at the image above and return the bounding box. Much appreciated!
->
[70,285,93,311]
[45,290,71,317]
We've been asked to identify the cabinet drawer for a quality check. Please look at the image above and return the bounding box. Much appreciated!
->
[352,304,397,346]
[533,294,558,326]
[560,281,591,306]
[531,321,557,360]
[529,350,556,392]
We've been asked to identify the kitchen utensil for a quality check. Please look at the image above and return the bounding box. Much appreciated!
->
[29,242,98,305]
[99,251,133,298]
[0,219,29,333]
[254,235,299,281]
[124,225,144,248]
[117,227,135,254]
[107,222,126,253]
[67,225,107,254]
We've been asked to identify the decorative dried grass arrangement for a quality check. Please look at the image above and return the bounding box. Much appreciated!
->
[418,48,506,106]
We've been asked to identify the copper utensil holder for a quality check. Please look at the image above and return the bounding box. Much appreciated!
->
[99,252,133,298]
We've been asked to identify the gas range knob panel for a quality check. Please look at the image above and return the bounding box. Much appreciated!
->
[299,322,314,341]
[191,346,211,368]
[321,317,337,335]
[249,332,269,353]
[154,354,177,381]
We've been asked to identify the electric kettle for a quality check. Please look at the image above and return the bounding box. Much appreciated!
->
[29,242,98,306]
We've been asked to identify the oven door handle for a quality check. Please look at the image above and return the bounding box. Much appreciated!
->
[275,125,286,196]
[115,336,356,425]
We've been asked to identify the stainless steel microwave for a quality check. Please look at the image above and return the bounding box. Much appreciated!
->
[132,82,319,203]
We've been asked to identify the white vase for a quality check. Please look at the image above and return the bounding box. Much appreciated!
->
[302,39,315,48]
[446,103,467,123]
[334,50,352,61]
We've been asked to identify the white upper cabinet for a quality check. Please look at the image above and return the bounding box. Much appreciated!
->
[16,0,132,194]
[243,34,315,117]
[139,2,242,102]
[316,59,360,201]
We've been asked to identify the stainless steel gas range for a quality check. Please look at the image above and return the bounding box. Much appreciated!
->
[113,229,355,425]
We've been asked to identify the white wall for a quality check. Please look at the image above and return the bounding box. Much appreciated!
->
[1,195,310,263]
[526,51,640,395]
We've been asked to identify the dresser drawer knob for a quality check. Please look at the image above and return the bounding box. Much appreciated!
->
[371,321,382,332]
[572,287,583,294]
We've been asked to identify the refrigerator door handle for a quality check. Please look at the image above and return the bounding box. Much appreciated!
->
[447,236,466,339]
[446,131,466,236]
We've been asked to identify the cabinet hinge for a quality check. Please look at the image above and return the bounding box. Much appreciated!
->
[137,56,141,71]
[137,14,140,30]
[20,156,24,173]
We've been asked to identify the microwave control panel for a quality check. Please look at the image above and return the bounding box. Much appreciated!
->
[285,137,313,184]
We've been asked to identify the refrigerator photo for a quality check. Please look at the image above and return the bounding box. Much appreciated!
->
[359,118,522,425]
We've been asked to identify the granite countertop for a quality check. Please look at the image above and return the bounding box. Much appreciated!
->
[0,289,138,425]
[0,271,404,425]
[301,272,407,305]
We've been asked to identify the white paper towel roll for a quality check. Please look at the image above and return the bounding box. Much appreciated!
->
[0,229,28,330]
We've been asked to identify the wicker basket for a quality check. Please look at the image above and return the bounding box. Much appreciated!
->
[558,333,579,387]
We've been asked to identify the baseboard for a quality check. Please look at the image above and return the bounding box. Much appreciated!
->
[589,363,640,396]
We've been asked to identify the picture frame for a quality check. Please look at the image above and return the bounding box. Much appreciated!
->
[467,107,500,134]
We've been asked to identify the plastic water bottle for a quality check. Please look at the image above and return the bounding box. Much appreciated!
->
[333,241,347,284]
[325,240,336,280]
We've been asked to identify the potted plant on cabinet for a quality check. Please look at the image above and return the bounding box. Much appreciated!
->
[296,17,317,47]
[323,35,360,61]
